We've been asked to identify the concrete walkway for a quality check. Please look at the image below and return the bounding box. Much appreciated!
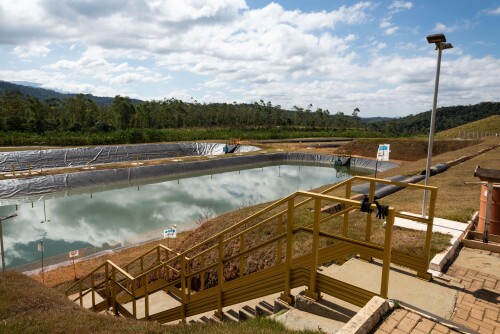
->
[325,258,459,318]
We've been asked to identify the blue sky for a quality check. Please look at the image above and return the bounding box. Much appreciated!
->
[0,0,498,117]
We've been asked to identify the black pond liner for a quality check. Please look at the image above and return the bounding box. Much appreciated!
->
[0,152,399,205]
[0,142,261,172]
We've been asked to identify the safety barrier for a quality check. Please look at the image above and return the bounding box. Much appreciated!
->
[66,176,437,323]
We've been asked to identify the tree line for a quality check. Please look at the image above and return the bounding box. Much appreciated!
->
[0,87,498,146]
[0,91,366,133]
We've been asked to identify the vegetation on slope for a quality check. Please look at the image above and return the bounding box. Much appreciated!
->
[435,115,500,139]
[0,81,498,146]
[0,271,316,334]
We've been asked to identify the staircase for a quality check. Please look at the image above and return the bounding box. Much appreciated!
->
[66,176,438,326]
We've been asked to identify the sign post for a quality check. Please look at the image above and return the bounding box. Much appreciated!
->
[375,144,390,178]
[69,250,79,280]
[163,224,177,248]
[38,240,44,285]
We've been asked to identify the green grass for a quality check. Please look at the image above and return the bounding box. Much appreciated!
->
[0,127,385,147]
[435,115,500,139]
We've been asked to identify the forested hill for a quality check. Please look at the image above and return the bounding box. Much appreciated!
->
[372,102,500,136]
[0,81,142,106]
[0,80,498,138]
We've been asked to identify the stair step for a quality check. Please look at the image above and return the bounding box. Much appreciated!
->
[256,301,274,317]
[223,309,239,323]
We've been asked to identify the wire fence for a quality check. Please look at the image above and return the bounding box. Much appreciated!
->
[9,227,171,274]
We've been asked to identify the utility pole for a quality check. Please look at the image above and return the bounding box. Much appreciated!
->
[0,213,18,272]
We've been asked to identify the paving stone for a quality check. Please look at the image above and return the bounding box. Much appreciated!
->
[396,317,418,332]
[414,318,435,332]
[470,307,484,320]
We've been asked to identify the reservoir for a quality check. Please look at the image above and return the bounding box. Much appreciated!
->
[0,163,365,269]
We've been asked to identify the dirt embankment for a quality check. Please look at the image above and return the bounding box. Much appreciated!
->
[337,138,482,161]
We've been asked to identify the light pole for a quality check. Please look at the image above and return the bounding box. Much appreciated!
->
[0,213,18,272]
[422,34,453,217]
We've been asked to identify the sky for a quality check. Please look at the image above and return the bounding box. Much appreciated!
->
[0,1,499,118]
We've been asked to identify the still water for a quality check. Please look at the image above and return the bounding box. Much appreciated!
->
[0,163,363,269]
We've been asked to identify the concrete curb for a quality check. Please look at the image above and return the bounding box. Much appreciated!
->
[336,296,390,334]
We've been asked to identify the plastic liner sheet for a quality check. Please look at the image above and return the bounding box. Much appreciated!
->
[0,153,399,205]
[0,142,260,172]
[350,158,399,173]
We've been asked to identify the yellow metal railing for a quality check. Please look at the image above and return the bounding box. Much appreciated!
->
[66,176,437,323]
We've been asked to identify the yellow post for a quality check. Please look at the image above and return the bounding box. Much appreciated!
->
[424,188,438,261]
[380,207,395,298]
[280,198,294,304]
[200,253,205,290]
[112,267,117,315]
[187,259,192,301]
[91,273,96,310]
[277,215,283,265]
[156,247,161,279]
[79,281,83,307]
[214,236,224,320]
[366,181,376,242]
[145,275,150,320]
[132,279,137,319]
[11,163,15,176]
[305,198,321,300]
[180,257,186,323]
[28,163,31,175]
[105,263,110,309]
[343,180,352,237]
[239,234,245,277]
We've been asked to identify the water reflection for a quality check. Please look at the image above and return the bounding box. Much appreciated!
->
[0,164,361,268]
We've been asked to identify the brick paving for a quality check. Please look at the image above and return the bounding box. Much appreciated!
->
[446,248,500,334]
[373,308,461,334]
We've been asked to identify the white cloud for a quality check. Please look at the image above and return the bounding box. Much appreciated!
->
[13,43,51,59]
[486,7,500,15]
[384,26,399,35]
[388,0,413,13]
[433,22,458,33]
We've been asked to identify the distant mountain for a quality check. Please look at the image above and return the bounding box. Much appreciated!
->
[0,80,143,105]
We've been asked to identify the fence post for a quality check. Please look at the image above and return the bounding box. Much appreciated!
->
[180,257,186,323]
[280,198,295,305]
[79,281,83,307]
[366,181,376,242]
[156,246,161,279]
[132,278,137,319]
[421,187,437,280]
[105,263,110,309]
[143,274,149,320]
[277,214,283,265]
[239,234,245,277]
[305,198,321,300]
[214,236,224,320]
[200,253,205,290]
[112,267,117,315]
[380,207,394,298]
[91,273,96,310]
[343,180,352,236]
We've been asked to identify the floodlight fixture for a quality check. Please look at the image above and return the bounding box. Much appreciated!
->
[426,33,446,44]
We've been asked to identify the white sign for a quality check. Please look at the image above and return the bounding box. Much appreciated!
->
[163,228,177,239]
[377,144,390,161]
[37,242,44,252]
[69,250,79,258]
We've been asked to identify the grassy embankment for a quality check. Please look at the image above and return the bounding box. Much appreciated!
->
[0,271,315,334]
